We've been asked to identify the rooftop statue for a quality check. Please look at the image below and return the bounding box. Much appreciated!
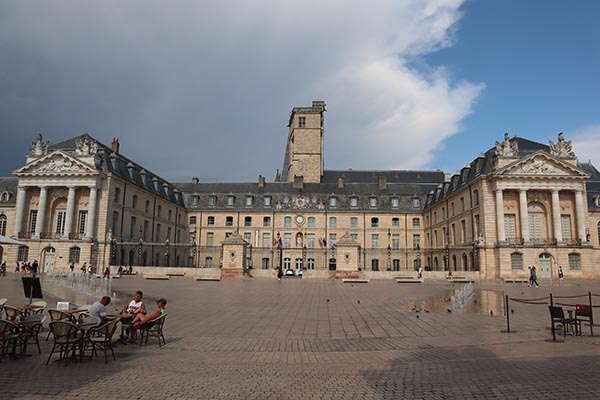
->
[549,132,576,158]
[30,133,51,157]
[75,135,98,156]
[495,132,518,157]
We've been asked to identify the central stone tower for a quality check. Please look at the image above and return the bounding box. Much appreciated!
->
[281,101,326,183]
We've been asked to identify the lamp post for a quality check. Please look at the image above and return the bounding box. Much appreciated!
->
[473,240,479,272]
[110,234,117,266]
[164,238,170,267]
[386,229,391,271]
[276,231,283,271]
[302,244,307,271]
[138,237,143,266]
[415,244,421,271]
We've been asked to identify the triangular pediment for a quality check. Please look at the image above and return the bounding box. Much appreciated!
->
[14,150,98,176]
[494,151,589,178]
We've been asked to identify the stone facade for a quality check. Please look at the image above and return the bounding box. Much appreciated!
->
[1,103,599,282]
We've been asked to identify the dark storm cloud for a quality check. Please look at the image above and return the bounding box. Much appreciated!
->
[0,0,481,182]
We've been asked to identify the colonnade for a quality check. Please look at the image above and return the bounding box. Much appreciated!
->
[495,188,586,243]
[13,185,98,239]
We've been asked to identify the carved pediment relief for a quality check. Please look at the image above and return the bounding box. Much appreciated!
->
[495,152,588,178]
[14,151,97,176]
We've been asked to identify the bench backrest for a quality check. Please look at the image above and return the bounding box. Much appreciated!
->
[549,305,566,320]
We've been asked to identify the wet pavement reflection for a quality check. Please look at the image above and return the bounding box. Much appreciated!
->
[408,288,505,316]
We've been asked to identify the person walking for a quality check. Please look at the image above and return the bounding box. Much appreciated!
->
[530,266,540,287]
[277,266,283,281]
[31,260,38,277]
[558,266,564,286]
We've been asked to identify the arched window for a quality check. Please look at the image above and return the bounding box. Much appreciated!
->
[0,245,3,263]
[189,216,197,225]
[511,252,523,270]
[371,217,379,228]
[132,195,138,209]
[568,253,581,270]
[462,253,468,271]
[433,257,439,270]
[473,190,479,206]
[452,254,457,271]
[0,214,6,236]
[205,256,213,267]
[69,247,81,263]
[412,218,420,228]
[128,250,135,266]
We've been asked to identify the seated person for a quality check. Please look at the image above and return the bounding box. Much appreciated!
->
[129,298,167,342]
[89,296,118,326]
[121,290,146,322]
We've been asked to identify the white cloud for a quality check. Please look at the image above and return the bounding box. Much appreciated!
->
[571,125,600,167]
[0,0,483,180]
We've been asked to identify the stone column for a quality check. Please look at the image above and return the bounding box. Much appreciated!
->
[35,186,48,238]
[519,189,529,242]
[574,190,586,242]
[64,186,77,238]
[551,190,562,243]
[86,187,98,239]
[13,186,27,237]
[495,189,505,242]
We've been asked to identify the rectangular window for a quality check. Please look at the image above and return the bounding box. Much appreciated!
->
[528,214,544,240]
[350,234,358,242]
[262,233,271,248]
[18,246,29,262]
[412,197,420,208]
[226,196,235,207]
[284,216,292,228]
[112,211,120,234]
[145,200,150,213]
[155,224,161,242]
[413,234,421,249]
[244,216,252,227]
[568,253,581,270]
[369,197,378,208]
[191,195,199,206]
[55,211,66,234]
[243,232,251,243]
[329,233,337,246]
[283,233,292,248]
[263,217,271,227]
[451,224,456,245]
[208,196,217,207]
[350,217,358,229]
[371,234,379,247]
[298,116,306,127]
[412,218,420,228]
[78,211,87,235]
[189,216,197,225]
[245,196,253,207]
[263,196,272,207]
[350,197,358,208]
[29,210,38,233]
[474,215,480,237]
[391,197,399,209]
[329,197,337,208]
[461,220,466,243]
[69,247,81,263]
[226,216,233,227]
[329,217,337,228]
[167,227,171,241]
[262,258,270,270]
[130,216,136,239]
[511,253,523,270]
[206,232,214,247]
[308,217,316,228]
[371,218,379,228]
[392,259,400,271]
[207,216,215,226]
[157,205,162,218]
[392,218,400,228]
[561,215,572,240]
[504,214,516,240]
[307,233,315,248]
[144,220,149,241]
[392,234,400,250]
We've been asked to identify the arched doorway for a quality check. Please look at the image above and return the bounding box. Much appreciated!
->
[452,255,457,271]
[433,257,439,270]
[462,253,468,271]
[43,247,56,273]
[538,253,552,280]
[0,245,3,264]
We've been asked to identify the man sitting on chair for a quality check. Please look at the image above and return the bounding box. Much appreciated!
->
[121,290,146,321]
[129,298,167,342]
[89,296,118,326]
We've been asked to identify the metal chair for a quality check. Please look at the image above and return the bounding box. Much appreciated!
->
[46,309,73,340]
[575,304,594,336]
[0,319,22,362]
[139,313,168,347]
[21,315,46,354]
[45,321,83,366]
[30,300,47,315]
[3,305,24,321]
[548,305,577,337]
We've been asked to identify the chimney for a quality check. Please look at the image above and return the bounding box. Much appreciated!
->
[378,176,387,190]
[337,177,344,189]
[258,175,266,187]
[191,177,199,184]
[111,138,120,154]
[293,175,304,189]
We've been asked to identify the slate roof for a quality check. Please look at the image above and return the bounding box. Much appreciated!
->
[0,177,18,205]
[578,162,600,211]
[51,134,185,207]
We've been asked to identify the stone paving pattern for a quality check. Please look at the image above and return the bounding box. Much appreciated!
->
[1,274,600,399]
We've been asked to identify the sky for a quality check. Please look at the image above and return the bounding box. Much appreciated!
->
[0,0,599,182]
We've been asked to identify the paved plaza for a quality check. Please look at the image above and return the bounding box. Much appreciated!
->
[1,273,600,399]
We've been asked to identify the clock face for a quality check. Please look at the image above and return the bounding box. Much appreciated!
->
[295,215,305,225]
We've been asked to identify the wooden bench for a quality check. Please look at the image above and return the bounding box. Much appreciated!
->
[195,277,221,282]
[342,278,370,283]
[145,275,170,280]
[166,273,186,277]
[447,276,475,283]
[395,276,422,283]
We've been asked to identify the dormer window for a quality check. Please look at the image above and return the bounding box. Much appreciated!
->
[227,195,235,207]
[412,197,421,209]
[350,196,358,209]
[298,117,306,128]
[263,196,272,207]
[329,196,337,208]
[208,195,217,207]
[369,197,378,209]
[245,196,253,207]
[391,197,399,209]
[191,195,199,206]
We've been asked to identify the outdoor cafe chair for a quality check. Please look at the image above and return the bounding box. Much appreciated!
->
[46,309,74,340]
[30,300,47,315]
[575,304,594,336]
[0,319,22,362]
[0,298,6,314]
[548,305,577,337]
[21,315,46,354]
[3,305,23,321]
[139,313,168,347]
[45,321,83,366]
[84,320,118,363]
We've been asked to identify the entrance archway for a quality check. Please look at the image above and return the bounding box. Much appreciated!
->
[43,247,56,273]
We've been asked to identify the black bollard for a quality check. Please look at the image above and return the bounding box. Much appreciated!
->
[500,294,515,333]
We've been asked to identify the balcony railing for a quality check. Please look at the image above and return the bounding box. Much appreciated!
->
[18,232,32,239]
[68,233,84,240]
[40,232,61,239]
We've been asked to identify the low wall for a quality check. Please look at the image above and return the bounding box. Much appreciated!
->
[113,266,221,280]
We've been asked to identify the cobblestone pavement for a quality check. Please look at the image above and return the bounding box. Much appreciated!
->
[1,273,600,399]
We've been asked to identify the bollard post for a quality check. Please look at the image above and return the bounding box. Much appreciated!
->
[550,293,556,342]
[589,292,594,329]
[500,294,515,333]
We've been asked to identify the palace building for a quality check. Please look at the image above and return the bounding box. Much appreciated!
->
[1,101,599,281]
